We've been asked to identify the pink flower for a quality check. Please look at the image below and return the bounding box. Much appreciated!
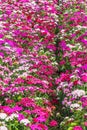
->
[12,105,23,112]
[18,114,25,121]
[33,116,46,123]
[81,75,87,82]
[0,33,4,38]
[5,99,14,104]
[60,60,66,65]
[82,100,87,107]
[18,97,35,107]
[30,123,48,130]
[3,106,13,114]
[59,40,70,51]
[84,122,87,126]
[80,97,87,107]
[73,126,83,130]
[49,120,58,127]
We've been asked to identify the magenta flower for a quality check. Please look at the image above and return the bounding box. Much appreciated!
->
[30,123,48,130]
[49,120,58,127]
[33,116,47,123]
[18,97,35,107]
[73,126,83,130]
[59,40,70,51]
[82,100,87,107]
[0,33,4,38]
[3,106,13,114]
[18,114,25,121]
[0,52,4,57]
[12,106,23,112]
[81,75,87,82]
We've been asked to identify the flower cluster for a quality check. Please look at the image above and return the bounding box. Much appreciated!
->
[56,0,87,129]
[0,0,58,130]
[1,0,87,130]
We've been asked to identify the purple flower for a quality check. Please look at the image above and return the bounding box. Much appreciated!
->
[18,114,25,121]
[0,52,4,57]
[81,39,87,46]
[3,106,14,114]
[59,40,70,51]
[12,106,23,112]
[0,40,4,45]
[5,39,17,47]
[0,33,4,38]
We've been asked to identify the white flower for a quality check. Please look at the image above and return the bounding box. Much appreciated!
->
[10,113,18,119]
[5,117,12,121]
[20,119,30,125]
[0,113,7,120]
[0,126,8,130]
[71,89,85,98]
[76,25,82,30]
[5,113,18,121]
[70,103,82,110]
[60,82,68,87]
[42,80,49,84]
[60,121,65,126]
[68,118,74,122]
[64,117,69,120]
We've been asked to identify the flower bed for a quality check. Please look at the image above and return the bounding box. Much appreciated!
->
[0,0,87,130]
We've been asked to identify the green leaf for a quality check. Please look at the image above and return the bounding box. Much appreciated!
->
[67,127,73,130]
[0,10,2,15]
[70,122,78,127]
[0,59,2,65]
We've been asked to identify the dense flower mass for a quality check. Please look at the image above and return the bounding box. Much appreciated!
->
[0,0,58,129]
[0,0,87,130]
[0,0,59,129]
[56,0,87,129]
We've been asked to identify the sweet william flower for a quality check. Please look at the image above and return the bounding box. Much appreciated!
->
[73,126,83,130]
[30,123,48,130]
[71,89,85,98]
[84,121,87,126]
[80,97,87,107]
[38,124,48,130]
[5,113,18,121]
[0,33,4,38]
[0,113,7,120]
[0,126,8,130]
[81,74,87,82]
[49,120,58,127]
[33,116,47,123]
[20,119,30,125]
